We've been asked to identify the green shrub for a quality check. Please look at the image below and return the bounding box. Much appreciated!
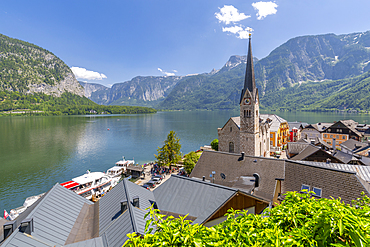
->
[124,191,370,246]
[210,139,218,151]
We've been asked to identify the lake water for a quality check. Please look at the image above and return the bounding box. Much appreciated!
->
[1,110,370,211]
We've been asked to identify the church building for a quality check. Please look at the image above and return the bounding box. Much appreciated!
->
[218,35,271,157]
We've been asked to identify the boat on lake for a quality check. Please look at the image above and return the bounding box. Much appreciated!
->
[61,170,118,200]
[115,156,135,171]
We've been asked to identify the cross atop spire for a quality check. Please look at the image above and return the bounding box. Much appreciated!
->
[240,35,257,103]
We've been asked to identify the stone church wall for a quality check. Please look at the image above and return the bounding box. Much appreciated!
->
[218,121,240,153]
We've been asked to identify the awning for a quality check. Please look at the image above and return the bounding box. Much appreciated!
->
[60,181,80,189]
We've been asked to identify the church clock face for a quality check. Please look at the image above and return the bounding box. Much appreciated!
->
[243,98,251,105]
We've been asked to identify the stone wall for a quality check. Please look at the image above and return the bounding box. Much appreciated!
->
[218,120,241,153]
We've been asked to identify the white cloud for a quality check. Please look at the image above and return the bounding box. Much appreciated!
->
[158,68,175,76]
[252,1,278,20]
[222,25,253,39]
[71,67,107,80]
[215,5,250,25]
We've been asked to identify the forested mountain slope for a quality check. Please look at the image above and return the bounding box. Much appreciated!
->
[0,33,84,96]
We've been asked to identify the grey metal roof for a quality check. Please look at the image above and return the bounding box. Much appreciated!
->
[99,181,127,232]
[298,161,370,183]
[288,121,308,131]
[290,145,321,161]
[260,114,287,132]
[100,210,134,247]
[153,175,237,225]
[98,179,155,247]
[340,139,368,151]
[287,142,310,155]
[333,150,354,164]
[1,184,93,247]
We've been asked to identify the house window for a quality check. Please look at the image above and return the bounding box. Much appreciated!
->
[229,142,234,153]
[301,184,310,192]
[270,141,273,145]
[256,110,258,116]
[324,134,327,138]
[336,135,339,139]
[342,136,346,140]
[312,187,322,197]
[230,127,232,132]
[330,135,333,138]
[270,134,273,138]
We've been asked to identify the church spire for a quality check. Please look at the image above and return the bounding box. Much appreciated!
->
[240,34,256,103]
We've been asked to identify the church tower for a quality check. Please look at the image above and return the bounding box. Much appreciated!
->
[239,34,260,156]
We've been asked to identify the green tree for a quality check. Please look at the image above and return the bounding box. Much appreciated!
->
[183,151,200,174]
[155,130,182,169]
[211,139,218,151]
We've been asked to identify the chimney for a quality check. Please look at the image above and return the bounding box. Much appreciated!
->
[121,200,128,213]
[332,138,336,150]
[19,218,33,235]
[241,152,245,160]
[3,221,16,240]
[202,176,205,181]
[253,173,260,188]
[132,196,139,208]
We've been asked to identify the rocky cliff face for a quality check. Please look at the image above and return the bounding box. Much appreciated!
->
[79,81,109,98]
[85,76,183,107]
[27,73,84,97]
[0,33,84,97]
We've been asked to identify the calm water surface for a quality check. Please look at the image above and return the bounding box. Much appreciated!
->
[1,110,370,211]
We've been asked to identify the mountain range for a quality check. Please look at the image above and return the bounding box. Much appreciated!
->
[1,30,370,112]
[81,30,370,111]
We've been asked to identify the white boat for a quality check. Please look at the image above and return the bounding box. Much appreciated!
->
[107,166,124,178]
[61,170,115,200]
[115,156,135,171]
[8,192,46,220]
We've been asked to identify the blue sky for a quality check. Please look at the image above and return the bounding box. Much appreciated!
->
[1,0,370,87]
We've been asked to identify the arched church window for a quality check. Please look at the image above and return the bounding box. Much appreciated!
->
[229,142,234,153]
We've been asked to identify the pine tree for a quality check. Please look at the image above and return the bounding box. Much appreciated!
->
[155,130,182,169]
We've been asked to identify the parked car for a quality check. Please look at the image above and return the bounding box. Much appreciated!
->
[150,177,161,184]
[144,181,156,188]
[151,174,164,180]
[142,184,151,190]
